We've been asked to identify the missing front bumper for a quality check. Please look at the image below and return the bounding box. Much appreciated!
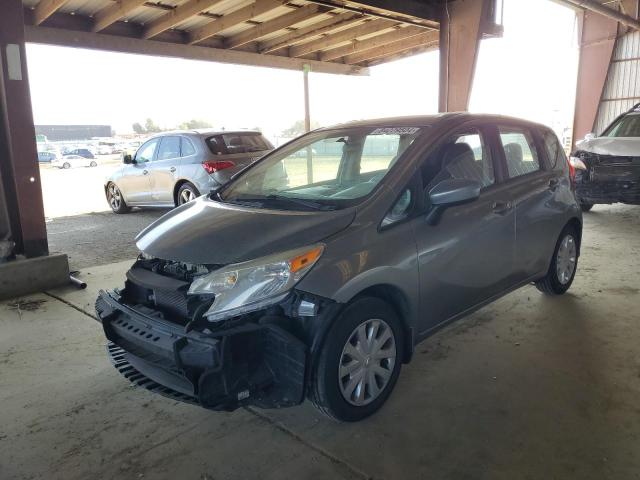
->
[96,290,307,411]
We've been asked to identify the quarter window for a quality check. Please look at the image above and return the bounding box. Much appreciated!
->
[181,137,196,156]
[156,136,181,161]
[135,139,159,163]
[542,130,565,170]
[498,127,540,178]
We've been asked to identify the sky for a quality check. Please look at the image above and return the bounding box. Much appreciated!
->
[24,0,579,141]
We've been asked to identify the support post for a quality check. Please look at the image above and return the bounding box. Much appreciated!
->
[0,0,48,257]
[303,64,313,184]
[438,0,489,112]
[571,10,618,148]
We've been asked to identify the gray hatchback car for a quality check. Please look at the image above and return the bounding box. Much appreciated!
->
[96,114,582,421]
[104,130,273,213]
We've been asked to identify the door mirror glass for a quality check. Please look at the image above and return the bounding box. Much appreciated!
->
[123,154,134,164]
[429,178,481,206]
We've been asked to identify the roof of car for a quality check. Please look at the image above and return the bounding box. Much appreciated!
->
[318,113,551,131]
[148,129,263,138]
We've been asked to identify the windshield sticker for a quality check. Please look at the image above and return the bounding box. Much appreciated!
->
[370,127,420,135]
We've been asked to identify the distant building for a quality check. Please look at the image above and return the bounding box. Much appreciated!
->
[34,125,112,141]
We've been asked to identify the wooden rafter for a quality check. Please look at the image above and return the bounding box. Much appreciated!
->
[33,0,70,25]
[143,0,225,39]
[258,12,363,53]
[25,25,369,75]
[189,0,285,45]
[319,25,423,61]
[289,18,394,57]
[367,42,438,67]
[92,0,147,32]
[225,4,327,49]
[344,30,438,64]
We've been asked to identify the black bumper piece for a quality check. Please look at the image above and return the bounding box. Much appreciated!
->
[96,290,307,411]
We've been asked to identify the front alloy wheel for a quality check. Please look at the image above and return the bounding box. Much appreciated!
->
[107,183,130,214]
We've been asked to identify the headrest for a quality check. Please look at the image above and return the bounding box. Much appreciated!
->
[503,143,523,163]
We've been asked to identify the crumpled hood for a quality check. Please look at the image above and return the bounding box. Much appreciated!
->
[136,197,356,264]
[576,136,640,156]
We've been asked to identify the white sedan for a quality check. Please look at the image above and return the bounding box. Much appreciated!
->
[51,154,98,169]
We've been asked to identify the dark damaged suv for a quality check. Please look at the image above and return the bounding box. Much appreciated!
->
[571,103,640,211]
[96,114,582,421]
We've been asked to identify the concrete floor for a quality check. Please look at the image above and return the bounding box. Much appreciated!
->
[2,204,639,480]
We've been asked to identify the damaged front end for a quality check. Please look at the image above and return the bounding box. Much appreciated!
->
[95,252,333,411]
[572,151,640,205]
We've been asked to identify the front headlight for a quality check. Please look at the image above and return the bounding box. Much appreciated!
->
[569,156,587,171]
[188,244,324,321]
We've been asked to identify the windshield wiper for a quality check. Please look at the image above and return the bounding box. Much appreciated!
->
[226,194,335,211]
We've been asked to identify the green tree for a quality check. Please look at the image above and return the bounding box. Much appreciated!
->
[281,119,320,137]
[178,119,213,130]
[144,118,162,133]
[132,122,145,134]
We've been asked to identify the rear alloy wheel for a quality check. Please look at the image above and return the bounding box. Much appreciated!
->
[310,297,403,422]
[536,226,578,295]
[63,162,71,169]
[106,183,131,214]
[90,161,97,167]
[580,202,593,212]
[177,183,200,206]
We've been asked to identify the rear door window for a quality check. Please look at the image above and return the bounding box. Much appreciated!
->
[498,127,541,179]
[156,136,181,161]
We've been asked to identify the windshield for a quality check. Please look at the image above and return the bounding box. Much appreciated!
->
[603,113,640,137]
[219,126,423,210]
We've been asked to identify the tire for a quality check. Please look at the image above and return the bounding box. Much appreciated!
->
[176,182,200,206]
[63,162,71,169]
[90,161,97,167]
[106,182,131,214]
[310,297,404,422]
[535,225,579,295]
[580,202,593,212]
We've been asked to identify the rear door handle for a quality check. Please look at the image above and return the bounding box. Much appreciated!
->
[142,169,148,175]
[492,201,513,215]
[170,167,176,172]
[548,178,559,190]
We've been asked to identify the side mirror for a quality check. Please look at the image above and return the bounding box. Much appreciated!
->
[584,132,596,141]
[123,154,134,164]
[426,178,481,225]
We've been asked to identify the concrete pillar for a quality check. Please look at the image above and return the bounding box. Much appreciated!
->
[438,0,490,112]
[571,10,618,148]
[0,0,49,258]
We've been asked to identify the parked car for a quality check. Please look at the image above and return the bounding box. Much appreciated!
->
[95,114,582,421]
[104,130,273,213]
[571,103,640,211]
[37,151,59,163]
[52,154,98,169]
[64,148,96,159]
[97,145,113,155]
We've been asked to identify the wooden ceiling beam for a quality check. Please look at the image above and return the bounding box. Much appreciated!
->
[319,24,423,61]
[289,18,394,57]
[225,4,327,49]
[25,25,369,75]
[33,0,71,25]
[344,30,438,64]
[92,0,148,32]
[143,0,225,39]
[188,0,285,45]
[258,12,363,53]
[366,42,438,67]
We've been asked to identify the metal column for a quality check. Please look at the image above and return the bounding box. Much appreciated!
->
[0,0,49,257]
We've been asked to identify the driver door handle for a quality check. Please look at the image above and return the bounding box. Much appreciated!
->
[142,169,149,175]
[492,201,513,215]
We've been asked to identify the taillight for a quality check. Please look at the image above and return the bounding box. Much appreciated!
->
[202,160,235,174]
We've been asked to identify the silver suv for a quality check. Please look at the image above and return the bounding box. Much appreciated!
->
[96,114,582,421]
[104,130,273,213]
